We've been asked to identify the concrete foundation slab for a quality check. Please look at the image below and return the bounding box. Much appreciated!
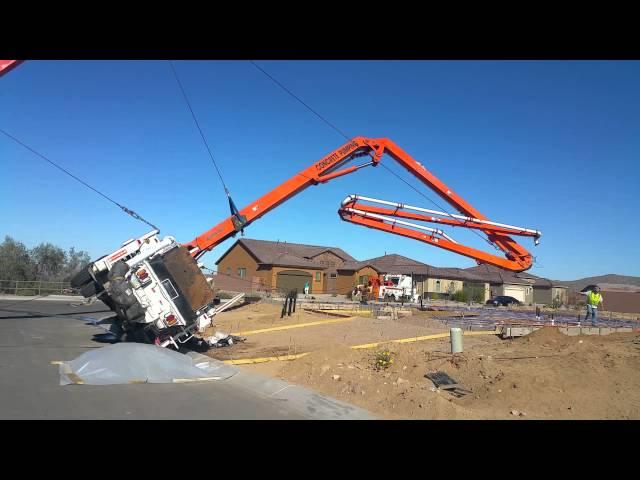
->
[501,326,541,338]
[580,328,600,335]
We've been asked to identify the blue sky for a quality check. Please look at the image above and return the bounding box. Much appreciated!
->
[1,60,639,280]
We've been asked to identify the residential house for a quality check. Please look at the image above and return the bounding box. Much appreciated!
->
[335,254,429,295]
[525,274,569,305]
[215,238,355,294]
[336,254,491,301]
[465,264,536,305]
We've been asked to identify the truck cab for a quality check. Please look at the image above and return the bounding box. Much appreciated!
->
[379,274,420,303]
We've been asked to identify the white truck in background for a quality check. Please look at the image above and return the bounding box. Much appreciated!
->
[379,274,420,303]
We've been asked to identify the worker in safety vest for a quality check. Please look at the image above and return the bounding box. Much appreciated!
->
[578,286,603,325]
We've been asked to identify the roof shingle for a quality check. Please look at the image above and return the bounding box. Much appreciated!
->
[465,264,537,285]
[215,238,355,269]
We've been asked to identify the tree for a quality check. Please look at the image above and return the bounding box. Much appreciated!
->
[0,236,36,283]
[0,236,92,288]
[62,247,91,281]
[30,243,67,281]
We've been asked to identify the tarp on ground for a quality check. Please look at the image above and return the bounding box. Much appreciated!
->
[58,343,237,385]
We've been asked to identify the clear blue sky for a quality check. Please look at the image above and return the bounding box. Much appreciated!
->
[2,60,639,280]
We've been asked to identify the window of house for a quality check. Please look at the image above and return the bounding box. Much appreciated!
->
[226,267,231,276]
[330,273,337,279]
[435,280,441,292]
[315,272,321,282]
[238,267,246,278]
[359,275,369,284]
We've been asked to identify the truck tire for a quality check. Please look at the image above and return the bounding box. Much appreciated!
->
[80,281,99,298]
[125,303,145,322]
[100,295,116,311]
[71,267,93,288]
[124,325,156,345]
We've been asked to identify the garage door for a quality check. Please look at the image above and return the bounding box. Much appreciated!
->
[276,270,312,294]
[503,286,525,302]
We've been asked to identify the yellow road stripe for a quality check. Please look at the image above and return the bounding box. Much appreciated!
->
[224,352,310,365]
[352,333,451,349]
[231,316,357,336]
[313,309,372,316]
[225,329,499,364]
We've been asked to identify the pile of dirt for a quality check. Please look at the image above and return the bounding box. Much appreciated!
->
[516,325,573,346]
[267,328,640,419]
[275,340,475,419]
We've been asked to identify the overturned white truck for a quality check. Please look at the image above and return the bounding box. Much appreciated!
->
[71,230,243,351]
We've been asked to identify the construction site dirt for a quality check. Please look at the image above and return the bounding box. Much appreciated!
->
[204,301,640,419]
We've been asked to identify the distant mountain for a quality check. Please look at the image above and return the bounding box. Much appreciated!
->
[553,274,640,291]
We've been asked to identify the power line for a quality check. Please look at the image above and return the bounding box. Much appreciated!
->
[169,60,232,197]
[0,128,159,231]
[249,60,351,141]
[378,163,497,249]
[249,60,495,249]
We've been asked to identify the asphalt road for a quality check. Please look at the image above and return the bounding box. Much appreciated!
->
[0,298,373,420]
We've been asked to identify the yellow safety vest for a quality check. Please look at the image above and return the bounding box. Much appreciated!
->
[587,291,602,306]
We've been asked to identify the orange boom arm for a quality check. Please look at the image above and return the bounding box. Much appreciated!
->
[0,60,24,78]
[185,137,540,271]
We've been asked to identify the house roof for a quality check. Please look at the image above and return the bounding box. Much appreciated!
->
[430,267,487,282]
[262,253,324,270]
[337,254,485,281]
[465,264,538,286]
[518,272,552,288]
[338,254,430,275]
[215,238,356,268]
[518,272,568,288]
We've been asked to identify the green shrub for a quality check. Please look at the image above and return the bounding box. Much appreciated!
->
[451,290,468,303]
[373,350,394,370]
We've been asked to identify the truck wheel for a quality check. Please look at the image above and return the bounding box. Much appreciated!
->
[71,267,93,288]
[125,303,145,322]
[100,295,116,311]
[127,325,156,345]
[80,281,99,298]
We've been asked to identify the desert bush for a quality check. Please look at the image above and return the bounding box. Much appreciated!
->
[373,349,395,370]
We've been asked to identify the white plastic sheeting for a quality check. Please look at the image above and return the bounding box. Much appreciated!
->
[59,343,237,385]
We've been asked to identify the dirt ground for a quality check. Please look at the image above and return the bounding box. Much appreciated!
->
[204,303,452,361]
[206,302,640,419]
